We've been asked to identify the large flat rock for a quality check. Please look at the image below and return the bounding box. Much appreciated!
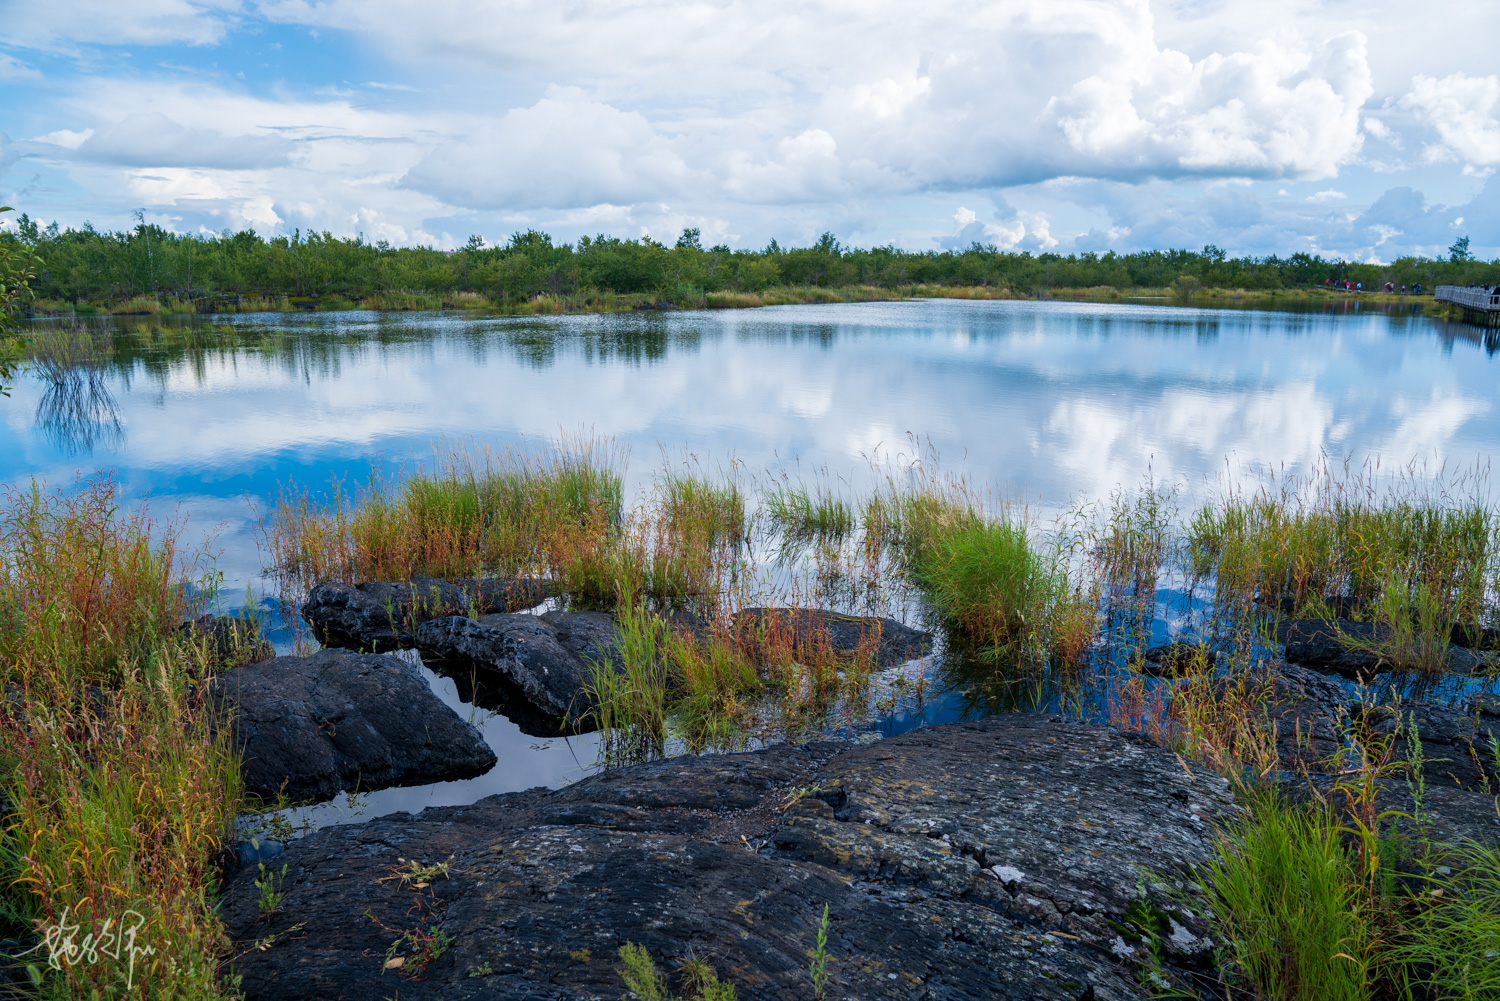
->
[303,577,551,652]
[222,715,1236,1000]
[211,649,497,803]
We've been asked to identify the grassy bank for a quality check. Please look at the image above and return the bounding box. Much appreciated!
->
[0,477,247,998]
[26,281,1456,319]
[266,440,1500,996]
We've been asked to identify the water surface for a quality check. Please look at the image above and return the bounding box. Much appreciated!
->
[7,298,1498,822]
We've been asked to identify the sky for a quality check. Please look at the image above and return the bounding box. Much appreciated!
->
[1,0,1498,260]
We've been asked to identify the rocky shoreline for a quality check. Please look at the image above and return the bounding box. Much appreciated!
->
[206,585,1500,999]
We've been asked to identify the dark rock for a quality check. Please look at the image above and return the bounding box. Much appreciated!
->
[1277,618,1492,678]
[416,611,622,736]
[221,715,1234,1000]
[1451,622,1500,650]
[732,607,932,668]
[303,577,551,652]
[1135,642,1217,676]
[1239,662,1500,793]
[210,649,497,803]
[180,614,275,668]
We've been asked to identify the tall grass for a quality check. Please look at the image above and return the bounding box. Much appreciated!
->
[1196,787,1374,1001]
[265,434,625,591]
[0,477,244,999]
[0,476,205,690]
[762,482,855,546]
[1188,461,1498,629]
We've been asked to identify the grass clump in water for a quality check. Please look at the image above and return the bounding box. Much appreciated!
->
[763,482,856,547]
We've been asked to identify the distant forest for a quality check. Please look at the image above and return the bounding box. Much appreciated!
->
[6,213,1498,311]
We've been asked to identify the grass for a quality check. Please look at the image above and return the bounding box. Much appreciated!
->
[1196,787,1374,1000]
[762,482,856,546]
[0,477,245,999]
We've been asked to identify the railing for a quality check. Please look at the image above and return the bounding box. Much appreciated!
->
[1435,285,1500,311]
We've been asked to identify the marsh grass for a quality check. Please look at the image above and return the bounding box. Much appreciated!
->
[1187,460,1498,630]
[265,434,625,592]
[762,482,856,548]
[0,476,206,691]
[0,478,244,999]
[1197,787,1374,1001]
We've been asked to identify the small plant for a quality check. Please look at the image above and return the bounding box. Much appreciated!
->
[378,855,454,889]
[616,942,737,1001]
[255,863,289,919]
[809,903,831,1001]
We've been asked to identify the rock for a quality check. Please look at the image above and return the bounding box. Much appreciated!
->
[1451,622,1500,651]
[303,577,551,652]
[732,607,932,668]
[1233,662,1500,793]
[1277,618,1491,678]
[180,614,275,668]
[1134,642,1217,676]
[210,649,497,803]
[416,610,623,736]
[221,714,1234,1000]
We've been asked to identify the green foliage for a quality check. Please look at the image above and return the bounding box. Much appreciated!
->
[763,483,855,546]
[10,209,1496,314]
[1392,839,1500,999]
[0,206,39,395]
[616,942,738,1001]
[809,903,831,1001]
[1197,789,1372,1001]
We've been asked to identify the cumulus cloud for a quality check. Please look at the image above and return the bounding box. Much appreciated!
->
[401,89,691,211]
[4,0,1499,255]
[1,0,241,51]
[1399,72,1500,166]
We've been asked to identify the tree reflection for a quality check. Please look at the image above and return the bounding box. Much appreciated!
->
[29,324,124,455]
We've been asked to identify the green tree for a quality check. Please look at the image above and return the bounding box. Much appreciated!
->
[0,207,38,396]
[1449,235,1472,262]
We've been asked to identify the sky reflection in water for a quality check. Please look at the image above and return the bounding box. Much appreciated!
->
[5,298,1499,822]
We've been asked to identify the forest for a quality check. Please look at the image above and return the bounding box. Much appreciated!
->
[5,213,1498,312]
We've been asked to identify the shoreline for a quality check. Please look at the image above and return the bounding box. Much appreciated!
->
[23,282,1453,320]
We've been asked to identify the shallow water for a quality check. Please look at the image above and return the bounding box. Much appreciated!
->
[8,298,1500,826]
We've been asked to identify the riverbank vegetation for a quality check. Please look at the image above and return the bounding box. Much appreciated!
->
[0,476,246,998]
[6,431,1500,996]
[6,214,1496,316]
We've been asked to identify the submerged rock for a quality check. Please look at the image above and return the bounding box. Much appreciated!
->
[1278,618,1492,678]
[210,649,497,803]
[732,607,932,668]
[416,610,624,736]
[180,614,275,668]
[1134,641,1217,677]
[221,714,1233,1000]
[303,577,551,652]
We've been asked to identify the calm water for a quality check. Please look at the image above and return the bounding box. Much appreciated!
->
[6,297,1499,823]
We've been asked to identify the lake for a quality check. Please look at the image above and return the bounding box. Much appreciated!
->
[6,296,1498,825]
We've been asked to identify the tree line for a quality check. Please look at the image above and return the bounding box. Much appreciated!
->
[5,213,1497,309]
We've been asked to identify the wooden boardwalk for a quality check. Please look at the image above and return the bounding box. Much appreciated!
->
[1436,284,1500,326]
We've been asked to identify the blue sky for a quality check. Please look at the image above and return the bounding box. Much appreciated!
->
[1,0,1498,260]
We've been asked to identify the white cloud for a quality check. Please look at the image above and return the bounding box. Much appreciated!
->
[1,0,241,51]
[1399,72,1500,166]
[402,89,692,211]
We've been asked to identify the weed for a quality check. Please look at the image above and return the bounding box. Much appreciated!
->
[616,942,738,1001]
[809,903,831,1001]
[254,863,289,919]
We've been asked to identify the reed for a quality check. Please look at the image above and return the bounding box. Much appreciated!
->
[0,477,243,999]
[762,483,856,546]
[0,476,205,691]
